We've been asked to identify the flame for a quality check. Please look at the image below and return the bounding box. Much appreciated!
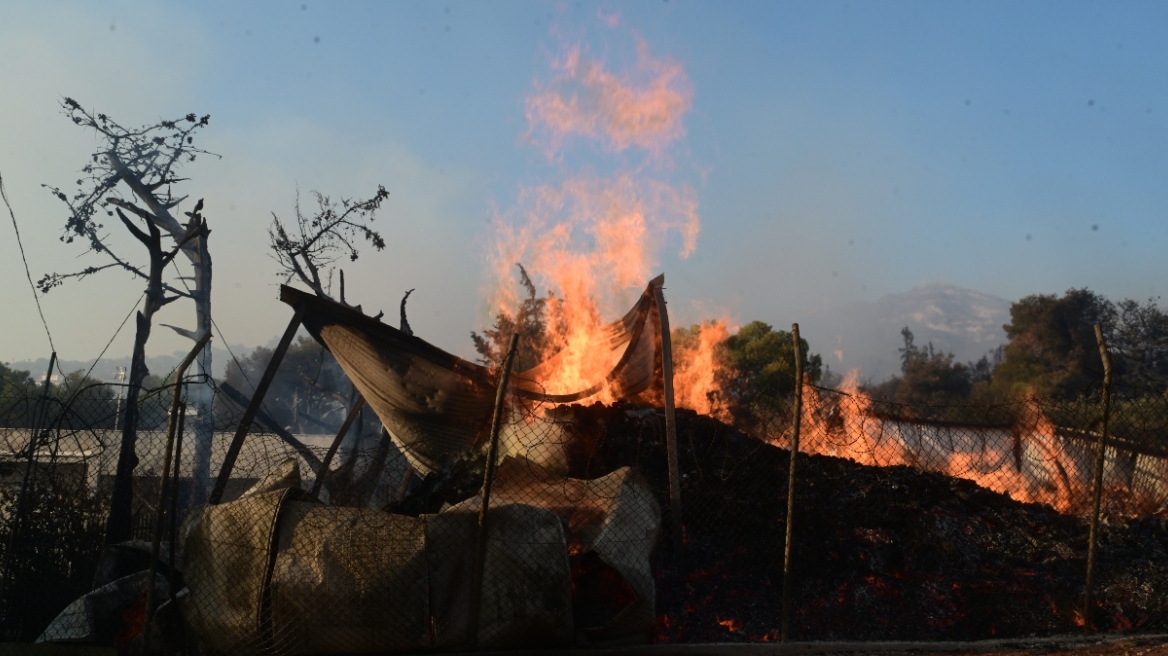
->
[672,320,732,419]
[787,374,1154,516]
[526,35,693,158]
[486,23,707,406]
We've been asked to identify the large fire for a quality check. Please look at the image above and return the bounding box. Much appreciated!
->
[485,20,726,410]
[790,372,1155,515]
[479,20,1157,520]
[671,321,733,420]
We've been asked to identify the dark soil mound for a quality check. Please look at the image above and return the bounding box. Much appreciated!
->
[397,402,1168,642]
[569,403,1168,642]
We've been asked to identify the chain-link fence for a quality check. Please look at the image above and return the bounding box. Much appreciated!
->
[3,376,1168,652]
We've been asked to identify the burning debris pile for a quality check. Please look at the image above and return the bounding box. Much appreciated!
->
[269,279,1168,645]
[533,402,1168,642]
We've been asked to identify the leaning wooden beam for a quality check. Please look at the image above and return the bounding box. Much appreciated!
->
[218,382,324,472]
[210,304,304,505]
[466,333,520,649]
[309,395,366,498]
[652,279,684,555]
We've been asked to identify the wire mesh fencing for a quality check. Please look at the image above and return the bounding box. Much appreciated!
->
[3,378,1168,653]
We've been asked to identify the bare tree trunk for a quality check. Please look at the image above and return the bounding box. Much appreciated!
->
[189,235,214,505]
[106,229,167,546]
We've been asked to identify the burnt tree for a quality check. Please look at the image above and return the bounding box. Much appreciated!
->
[268,186,391,311]
[42,100,215,543]
[268,185,399,470]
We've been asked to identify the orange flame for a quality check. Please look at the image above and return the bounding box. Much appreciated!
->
[526,35,693,158]
[672,320,732,419]
[787,374,1154,515]
[487,25,706,405]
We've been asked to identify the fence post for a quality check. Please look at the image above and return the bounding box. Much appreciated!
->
[167,403,187,598]
[781,324,803,642]
[466,333,520,648]
[652,279,684,556]
[144,332,209,650]
[1083,323,1112,631]
[210,304,304,504]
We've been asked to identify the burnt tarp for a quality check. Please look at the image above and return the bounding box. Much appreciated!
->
[447,457,660,641]
[180,459,658,653]
[181,460,303,654]
[279,275,664,476]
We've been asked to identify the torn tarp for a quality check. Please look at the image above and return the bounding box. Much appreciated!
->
[279,275,665,476]
[180,459,658,653]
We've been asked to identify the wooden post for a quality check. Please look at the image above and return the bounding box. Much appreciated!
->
[144,333,209,650]
[781,324,804,642]
[466,333,520,648]
[210,305,304,505]
[310,395,366,497]
[652,280,684,556]
[167,403,187,600]
[1083,323,1112,631]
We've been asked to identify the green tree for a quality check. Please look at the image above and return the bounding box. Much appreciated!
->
[992,289,1115,398]
[0,363,35,397]
[471,264,562,372]
[221,337,353,434]
[1111,298,1168,394]
[0,363,38,428]
[719,320,821,409]
[868,327,976,406]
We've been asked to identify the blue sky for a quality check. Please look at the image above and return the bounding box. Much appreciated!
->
[2,0,1166,372]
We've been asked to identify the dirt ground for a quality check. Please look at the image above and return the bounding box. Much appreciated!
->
[472,634,1168,656]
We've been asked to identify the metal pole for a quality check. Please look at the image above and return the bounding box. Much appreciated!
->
[167,403,187,600]
[0,352,55,631]
[210,305,304,504]
[144,332,210,650]
[466,333,520,648]
[652,279,684,556]
[781,324,804,642]
[310,396,366,498]
[1083,323,1112,631]
[114,367,126,431]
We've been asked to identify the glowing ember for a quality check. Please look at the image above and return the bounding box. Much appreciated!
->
[716,618,742,632]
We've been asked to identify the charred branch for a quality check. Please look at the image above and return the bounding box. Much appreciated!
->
[400,288,414,336]
[269,185,389,310]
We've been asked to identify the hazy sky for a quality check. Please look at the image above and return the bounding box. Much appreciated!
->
[2,1,1166,372]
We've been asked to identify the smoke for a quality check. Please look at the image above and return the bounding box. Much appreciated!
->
[525,35,694,159]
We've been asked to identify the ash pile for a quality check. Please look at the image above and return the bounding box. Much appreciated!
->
[503,402,1168,643]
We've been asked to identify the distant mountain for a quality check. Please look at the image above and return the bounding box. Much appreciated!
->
[801,284,1012,384]
[5,345,247,385]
